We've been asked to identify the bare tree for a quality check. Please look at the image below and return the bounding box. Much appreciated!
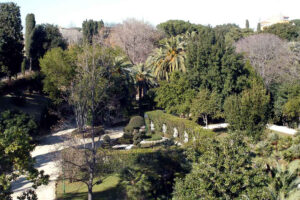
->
[111,18,163,65]
[235,33,300,87]
[67,44,115,200]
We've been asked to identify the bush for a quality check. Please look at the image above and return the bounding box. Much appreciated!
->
[102,135,111,149]
[124,116,145,134]
[145,110,213,143]
[118,132,134,144]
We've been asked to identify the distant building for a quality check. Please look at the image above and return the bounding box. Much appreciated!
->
[260,14,289,30]
[59,27,83,45]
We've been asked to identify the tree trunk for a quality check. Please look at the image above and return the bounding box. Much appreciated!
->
[29,58,32,71]
[203,115,208,128]
[88,184,93,200]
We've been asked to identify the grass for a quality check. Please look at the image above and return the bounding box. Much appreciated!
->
[56,175,124,200]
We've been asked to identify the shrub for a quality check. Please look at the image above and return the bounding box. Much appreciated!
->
[145,110,213,143]
[124,116,145,135]
[102,135,111,149]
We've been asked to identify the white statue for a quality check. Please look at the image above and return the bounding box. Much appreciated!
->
[150,121,155,131]
[162,124,167,134]
[173,127,178,138]
[184,131,189,143]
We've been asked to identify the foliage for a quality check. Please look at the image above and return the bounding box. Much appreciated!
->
[82,19,104,44]
[157,20,202,37]
[30,24,67,69]
[245,19,249,29]
[25,13,36,70]
[40,47,78,104]
[272,82,300,126]
[147,35,187,81]
[154,72,196,115]
[124,116,145,135]
[214,24,253,45]
[145,110,213,142]
[268,160,300,200]
[190,89,222,127]
[118,148,189,200]
[283,95,300,127]
[186,27,250,102]
[0,110,38,137]
[263,22,299,41]
[224,79,270,140]
[173,135,272,200]
[0,2,23,78]
[0,110,48,199]
[132,63,156,101]
[257,23,261,32]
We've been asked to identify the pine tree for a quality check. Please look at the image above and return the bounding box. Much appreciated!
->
[25,13,36,71]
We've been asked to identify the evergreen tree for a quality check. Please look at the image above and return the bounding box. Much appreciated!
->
[246,19,250,29]
[173,135,271,199]
[0,3,23,79]
[25,13,36,71]
[224,79,270,140]
[82,19,104,44]
[30,24,67,69]
[257,22,261,32]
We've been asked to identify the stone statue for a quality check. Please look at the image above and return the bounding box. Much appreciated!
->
[173,127,178,138]
[162,124,167,134]
[184,131,189,143]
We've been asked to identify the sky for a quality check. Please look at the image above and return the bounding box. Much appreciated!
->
[3,0,300,29]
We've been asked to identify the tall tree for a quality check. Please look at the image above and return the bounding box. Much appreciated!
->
[70,44,115,200]
[112,18,162,65]
[30,24,67,70]
[235,33,300,88]
[263,22,299,41]
[25,13,36,71]
[0,3,23,79]
[132,63,155,101]
[257,22,261,32]
[246,19,250,29]
[157,20,203,37]
[147,35,187,81]
[82,19,104,44]
[190,89,222,128]
[224,79,270,140]
[186,27,250,101]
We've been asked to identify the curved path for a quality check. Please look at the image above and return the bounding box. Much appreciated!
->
[12,124,124,200]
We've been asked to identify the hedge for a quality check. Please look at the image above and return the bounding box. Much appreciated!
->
[144,110,214,143]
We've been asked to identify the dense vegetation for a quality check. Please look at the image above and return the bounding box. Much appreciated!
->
[0,1,300,200]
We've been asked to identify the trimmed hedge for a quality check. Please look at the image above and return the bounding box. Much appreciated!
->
[145,110,213,142]
[124,116,145,134]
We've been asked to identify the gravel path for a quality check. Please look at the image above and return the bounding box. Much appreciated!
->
[11,124,124,200]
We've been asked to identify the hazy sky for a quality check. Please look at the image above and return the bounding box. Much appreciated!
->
[4,0,300,29]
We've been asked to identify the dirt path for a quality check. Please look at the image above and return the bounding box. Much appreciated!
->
[11,124,124,200]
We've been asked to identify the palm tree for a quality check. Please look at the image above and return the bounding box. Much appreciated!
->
[268,160,300,200]
[132,63,156,100]
[146,35,187,81]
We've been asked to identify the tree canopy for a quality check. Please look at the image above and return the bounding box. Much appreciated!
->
[0,110,48,199]
[0,2,23,78]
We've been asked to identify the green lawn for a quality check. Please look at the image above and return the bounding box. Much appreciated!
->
[56,175,124,200]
